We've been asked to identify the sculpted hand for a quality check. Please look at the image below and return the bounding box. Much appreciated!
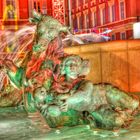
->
[57,94,70,112]
[60,101,68,112]
[40,104,48,116]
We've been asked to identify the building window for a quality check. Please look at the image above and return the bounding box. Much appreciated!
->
[77,16,80,30]
[120,1,125,20]
[108,6,110,22]
[94,12,97,26]
[111,4,115,22]
[33,0,41,13]
[73,17,78,30]
[120,32,126,40]
[42,0,47,14]
[86,14,89,29]
[33,0,47,14]
[111,34,116,40]
[29,0,47,17]
[78,16,82,29]
[34,1,37,10]
[5,0,17,19]
[38,2,41,12]
[91,13,93,27]
[102,8,106,24]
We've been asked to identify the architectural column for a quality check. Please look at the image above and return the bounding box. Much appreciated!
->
[83,9,88,32]
[68,0,72,28]
[76,12,81,32]
[90,7,97,27]
[99,3,105,25]
[108,0,115,22]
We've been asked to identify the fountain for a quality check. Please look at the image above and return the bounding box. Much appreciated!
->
[0,11,139,130]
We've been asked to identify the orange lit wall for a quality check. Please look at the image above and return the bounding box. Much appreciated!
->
[46,0,52,16]
[0,0,53,29]
[126,0,137,17]
[0,0,3,18]
[136,0,140,16]
[19,0,29,19]
[64,40,140,93]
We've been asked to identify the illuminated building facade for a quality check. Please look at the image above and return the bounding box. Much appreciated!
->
[71,0,140,40]
[0,0,140,40]
[0,0,67,30]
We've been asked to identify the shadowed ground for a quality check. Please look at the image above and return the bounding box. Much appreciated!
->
[0,107,140,140]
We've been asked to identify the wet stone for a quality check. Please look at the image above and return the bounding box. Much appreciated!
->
[0,107,140,140]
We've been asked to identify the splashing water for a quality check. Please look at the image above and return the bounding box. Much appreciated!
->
[0,27,110,60]
[0,25,36,59]
[0,25,36,90]
[63,31,110,47]
[0,26,110,90]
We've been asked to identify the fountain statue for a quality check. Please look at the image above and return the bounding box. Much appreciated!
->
[0,11,139,130]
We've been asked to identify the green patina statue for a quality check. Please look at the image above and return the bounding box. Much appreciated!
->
[0,10,139,130]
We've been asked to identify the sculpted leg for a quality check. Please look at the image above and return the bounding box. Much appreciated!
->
[90,105,126,130]
[106,85,139,114]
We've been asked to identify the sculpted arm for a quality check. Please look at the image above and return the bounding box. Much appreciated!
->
[66,81,93,111]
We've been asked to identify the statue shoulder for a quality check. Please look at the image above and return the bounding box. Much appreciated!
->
[78,80,94,91]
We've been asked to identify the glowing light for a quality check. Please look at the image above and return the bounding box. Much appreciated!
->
[2,4,18,30]
[133,22,140,39]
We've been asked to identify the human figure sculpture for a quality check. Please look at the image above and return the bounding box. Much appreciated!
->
[33,54,139,129]
[0,11,139,130]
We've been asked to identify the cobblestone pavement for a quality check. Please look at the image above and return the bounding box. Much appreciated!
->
[0,107,140,140]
